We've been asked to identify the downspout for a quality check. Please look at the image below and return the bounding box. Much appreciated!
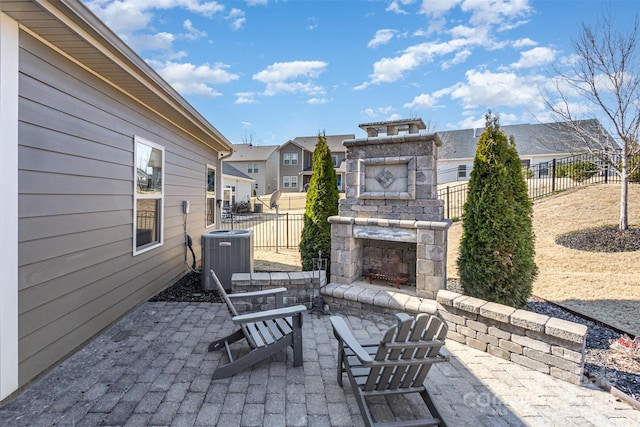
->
[217,150,234,226]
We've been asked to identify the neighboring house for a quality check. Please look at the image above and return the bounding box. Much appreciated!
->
[0,0,234,400]
[222,162,255,208]
[225,143,279,196]
[436,119,615,183]
[278,134,354,193]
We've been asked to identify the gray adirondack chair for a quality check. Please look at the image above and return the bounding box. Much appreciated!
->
[330,312,450,427]
[208,270,306,379]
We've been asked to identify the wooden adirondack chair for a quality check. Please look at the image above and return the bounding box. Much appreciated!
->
[330,312,450,427]
[208,270,307,379]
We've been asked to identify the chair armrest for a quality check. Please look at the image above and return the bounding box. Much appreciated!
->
[330,316,373,364]
[231,304,306,324]
[227,287,288,300]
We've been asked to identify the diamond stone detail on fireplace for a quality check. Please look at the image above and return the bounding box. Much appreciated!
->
[376,168,396,188]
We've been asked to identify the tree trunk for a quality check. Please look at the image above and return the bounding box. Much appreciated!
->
[620,154,629,231]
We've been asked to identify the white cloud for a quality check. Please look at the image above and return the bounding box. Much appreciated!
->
[461,0,533,28]
[449,69,545,112]
[307,97,329,104]
[513,37,537,48]
[251,61,328,100]
[227,8,246,30]
[182,20,207,40]
[404,93,439,109]
[235,92,258,104]
[84,0,226,55]
[368,29,396,48]
[511,46,556,69]
[149,60,239,97]
[442,49,472,69]
[246,0,267,5]
[386,0,410,15]
[419,0,461,17]
[356,39,467,89]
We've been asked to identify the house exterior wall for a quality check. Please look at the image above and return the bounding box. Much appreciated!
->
[279,144,304,193]
[264,153,279,194]
[223,177,253,204]
[226,150,279,196]
[15,31,219,389]
[438,154,576,184]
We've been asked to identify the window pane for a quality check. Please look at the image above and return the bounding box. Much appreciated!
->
[283,176,290,187]
[291,176,298,187]
[206,197,216,226]
[207,167,216,195]
[292,153,298,165]
[136,143,163,194]
[136,199,160,248]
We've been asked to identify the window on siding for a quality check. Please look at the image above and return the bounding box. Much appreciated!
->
[206,165,216,227]
[283,153,298,165]
[457,165,467,179]
[248,163,258,173]
[283,176,291,188]
[332,155,339,167]
[134,137,164,254]
[290,176,298,188]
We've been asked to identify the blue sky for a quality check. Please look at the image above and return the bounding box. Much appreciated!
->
[82,0,639,146]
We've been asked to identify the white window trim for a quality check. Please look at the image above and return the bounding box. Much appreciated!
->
[290,175,298,188]
[206,164,216,228]
[291,153,298,165]
[284,153,290,165]
[133,136,165,255]
[283,176,291,187]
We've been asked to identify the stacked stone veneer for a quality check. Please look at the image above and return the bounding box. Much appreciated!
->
[329,129,451,298]
[231,271,326,311]
[437,290,588,385]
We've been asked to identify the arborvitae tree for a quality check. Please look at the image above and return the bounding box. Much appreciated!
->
[457,112,538,307]
[300,131,339,271]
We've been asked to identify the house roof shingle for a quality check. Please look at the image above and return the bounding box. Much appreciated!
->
[282,134,355,153]
[226,144,279,162]
[437,119,616,160]
[222,162,253,181]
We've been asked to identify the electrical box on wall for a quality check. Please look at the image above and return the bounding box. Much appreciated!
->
[183,200,190,214]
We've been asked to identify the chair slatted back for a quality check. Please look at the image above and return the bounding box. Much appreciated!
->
[210,270,239,317]
[363,313,447,392]
[210,270,258,348]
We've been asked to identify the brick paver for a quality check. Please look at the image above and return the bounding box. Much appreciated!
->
[1,301,639,426]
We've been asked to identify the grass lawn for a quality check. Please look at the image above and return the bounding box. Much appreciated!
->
[256,183,640,336]
[447,183,640,335]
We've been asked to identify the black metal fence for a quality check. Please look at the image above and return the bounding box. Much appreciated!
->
[437,153,621,220]
[218,154,621,249]
[219,212,305,249]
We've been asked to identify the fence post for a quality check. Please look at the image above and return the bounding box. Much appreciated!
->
[605,163,609,184]
[551,159,556,193]
[446,186,450,219]
[286,212,289,248]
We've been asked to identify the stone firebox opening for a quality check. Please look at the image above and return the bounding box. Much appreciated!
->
[328,118,451,299]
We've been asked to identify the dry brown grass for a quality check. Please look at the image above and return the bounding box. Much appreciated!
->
[257,183,640,335]
[447,183,640,335]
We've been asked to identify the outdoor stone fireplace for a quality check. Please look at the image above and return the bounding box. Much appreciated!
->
[328,118,451,299]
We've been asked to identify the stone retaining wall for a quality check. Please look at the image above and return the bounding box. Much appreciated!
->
[230,273,588,386]
[320,282,438,321]
[437,290,587,385]
[230,271,326,311]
